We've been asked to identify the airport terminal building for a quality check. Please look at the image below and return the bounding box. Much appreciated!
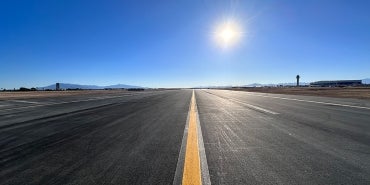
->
[310,80,362,87]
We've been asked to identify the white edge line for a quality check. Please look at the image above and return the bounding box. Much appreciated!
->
[172,90,212,185]
[172,92,191,185]
[194,91,212,185]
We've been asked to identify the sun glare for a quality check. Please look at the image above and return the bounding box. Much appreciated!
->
[214,19,243,49]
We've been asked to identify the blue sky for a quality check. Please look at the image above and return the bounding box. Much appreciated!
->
[1,0,369,88]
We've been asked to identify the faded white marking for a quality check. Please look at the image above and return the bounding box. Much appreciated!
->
[230,98,279,115]
[0,94,139,112]
[9,100,43,104]
[244,93,370,110]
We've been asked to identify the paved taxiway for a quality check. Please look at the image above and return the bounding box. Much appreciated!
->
[1,89,369,184]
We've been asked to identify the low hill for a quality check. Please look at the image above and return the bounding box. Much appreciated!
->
[38,83,143,90]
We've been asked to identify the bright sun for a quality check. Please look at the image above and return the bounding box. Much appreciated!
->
[214,19,243,49]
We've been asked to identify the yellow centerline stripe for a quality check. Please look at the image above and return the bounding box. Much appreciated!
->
[182,90,202,185]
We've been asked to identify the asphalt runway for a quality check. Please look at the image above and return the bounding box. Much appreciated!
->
[1,89,369,185]
[196,90,370,185]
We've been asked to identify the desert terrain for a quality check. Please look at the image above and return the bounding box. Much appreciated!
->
[228,87,370,100]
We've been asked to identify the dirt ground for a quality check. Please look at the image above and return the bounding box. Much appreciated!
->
[228,87,370,100]
[0,90,131,100]
[2,87,370,100]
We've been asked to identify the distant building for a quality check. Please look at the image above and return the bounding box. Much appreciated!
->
[310,80,362,87]
[56,83,60,90]
[296,75,300,87]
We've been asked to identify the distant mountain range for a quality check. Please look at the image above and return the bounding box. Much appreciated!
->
[37,83,143,90]
[36,79,369,90]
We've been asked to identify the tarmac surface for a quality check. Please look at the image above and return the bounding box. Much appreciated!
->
[1,89,369,184]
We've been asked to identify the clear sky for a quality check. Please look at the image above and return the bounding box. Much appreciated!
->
[1,0,369,88]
